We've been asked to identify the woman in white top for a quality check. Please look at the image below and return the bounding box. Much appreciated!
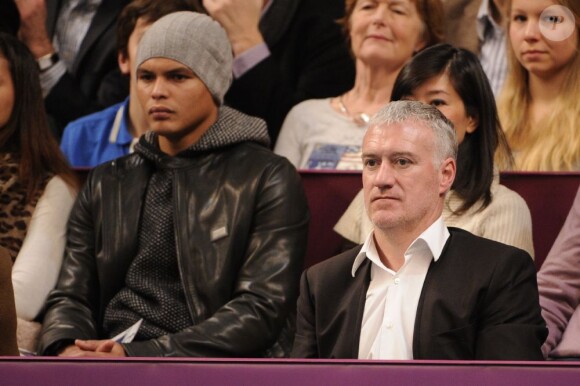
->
[0,33,78,351]
[274,0,444,170]
[336,43,534,257]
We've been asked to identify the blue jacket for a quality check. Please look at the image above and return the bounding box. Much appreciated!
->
[60,98,134,167]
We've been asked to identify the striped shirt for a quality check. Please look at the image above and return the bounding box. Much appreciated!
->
[476,0,508,97]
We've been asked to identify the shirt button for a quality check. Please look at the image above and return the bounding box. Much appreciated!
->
[385,319,393,329]
[394,278,401,285]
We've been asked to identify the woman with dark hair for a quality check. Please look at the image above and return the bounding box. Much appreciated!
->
[335,43,534,257]
[0,32,78,350]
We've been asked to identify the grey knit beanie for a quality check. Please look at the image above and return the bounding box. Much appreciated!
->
[136,11,233,105]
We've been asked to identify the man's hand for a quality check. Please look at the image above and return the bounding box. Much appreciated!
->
[58,340,127,357]
[202,0,265,57]
[14,0,54,58]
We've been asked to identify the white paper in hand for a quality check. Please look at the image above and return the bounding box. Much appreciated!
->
[112,319,143,343]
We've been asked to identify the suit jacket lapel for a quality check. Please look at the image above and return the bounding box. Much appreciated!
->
[348,259,372,358]
[73,0,123,74]
[412,231,454,359]
[312,246,371,359]
[324,249,371,359]
[46,0,62,37]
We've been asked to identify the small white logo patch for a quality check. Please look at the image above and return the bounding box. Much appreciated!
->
[211,226,228,241]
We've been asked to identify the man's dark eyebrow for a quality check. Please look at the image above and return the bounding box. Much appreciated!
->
[165,68,194,75]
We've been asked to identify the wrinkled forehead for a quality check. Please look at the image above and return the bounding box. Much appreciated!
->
[346,0,419,16]
[363,121,434,154]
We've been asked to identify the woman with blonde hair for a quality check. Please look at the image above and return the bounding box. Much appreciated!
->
[499,0,579,171]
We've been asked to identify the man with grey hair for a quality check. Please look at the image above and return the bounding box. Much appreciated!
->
[292,100,546,360]
[38,11,308,358]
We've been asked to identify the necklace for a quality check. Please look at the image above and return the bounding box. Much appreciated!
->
[338,95,370,127]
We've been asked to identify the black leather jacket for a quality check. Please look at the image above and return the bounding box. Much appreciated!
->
[38,137,309,357]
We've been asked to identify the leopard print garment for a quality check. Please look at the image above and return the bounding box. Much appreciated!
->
[0,153,49,263]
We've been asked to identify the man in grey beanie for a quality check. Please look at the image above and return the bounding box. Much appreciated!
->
[38,11,309,358]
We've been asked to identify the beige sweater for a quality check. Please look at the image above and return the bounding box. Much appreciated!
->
[335,180,535,258]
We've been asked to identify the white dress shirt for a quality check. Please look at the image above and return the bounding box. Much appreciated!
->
[354,217,450,359]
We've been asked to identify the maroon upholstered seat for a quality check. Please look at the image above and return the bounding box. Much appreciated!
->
[499,172,580,270]
[299,171,362,268]
[300,171,580,271]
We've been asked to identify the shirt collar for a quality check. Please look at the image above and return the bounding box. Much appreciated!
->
[352,217,449,276]
[108,98,134,146]
[476,0,503,40]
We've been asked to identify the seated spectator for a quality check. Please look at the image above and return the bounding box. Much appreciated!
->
[444,0,509,96]
[0,33,78,352]
[275,0,444,169]
[38,12,309,358]
[0,249,18,356]
[292,101,546,360]
[15,0,131,135]
[196,0,356,143]
[499,0,579,170]
[538,186,580,359]
[60,0,195,168]
[335,44,534,256]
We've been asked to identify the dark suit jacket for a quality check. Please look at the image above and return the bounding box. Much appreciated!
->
[0,0,20,36]
[225,0,355,144]
[45,0,130,134]
[292,227,547,360]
